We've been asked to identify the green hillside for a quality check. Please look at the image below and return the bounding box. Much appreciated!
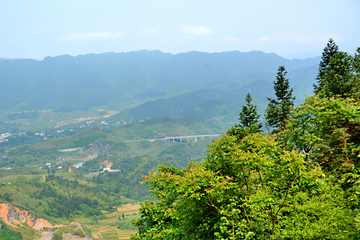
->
[0,116,217,237]
[109,79,273,129]
[1,116,220,169]
[111,116,223,140]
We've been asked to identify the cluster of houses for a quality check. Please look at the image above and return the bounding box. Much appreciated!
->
[102,167,120,172]
[45,163,63,169]
[11,111,35,114]
[1,133,11,138]
[0,133,11,143]
[43,162,90,170]
[72,161,84,168]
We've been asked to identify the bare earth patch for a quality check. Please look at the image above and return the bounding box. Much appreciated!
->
[99,160,113,168]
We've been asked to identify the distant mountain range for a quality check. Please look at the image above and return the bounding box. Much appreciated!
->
[0,50,320,128]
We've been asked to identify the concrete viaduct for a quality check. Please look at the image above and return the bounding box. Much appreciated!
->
[164,134,221,143]
[124,134,221,143]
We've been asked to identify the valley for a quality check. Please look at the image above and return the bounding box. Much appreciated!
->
[0,50,321,239]
[0,116,218,239]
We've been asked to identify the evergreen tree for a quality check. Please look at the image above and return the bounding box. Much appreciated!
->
[314,48,360,99]
[314,38,339,95]
[321,51,358,98]
[265,66,295,132]
[227,93,262,140]
[239,92,262,129]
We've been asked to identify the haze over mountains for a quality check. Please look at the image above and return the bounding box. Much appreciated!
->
[0,50,320,130]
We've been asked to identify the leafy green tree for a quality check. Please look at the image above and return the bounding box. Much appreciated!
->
[226,123,260,141]
[279,94,360,227]
[265,66,295,132]
[284,46,360,174]
[3,193,12,202]
[239,93,262,129]
[132,133,357,239]
[282,95,360,176]
[314,38,339,95]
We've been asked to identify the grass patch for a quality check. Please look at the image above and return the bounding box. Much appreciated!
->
[117,214,138,230]
[117,229,136,239]
[102,228,118,239]
[0,175,43,184]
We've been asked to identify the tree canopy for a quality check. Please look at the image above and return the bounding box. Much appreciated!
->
[133,133,358,239]
[132,41,360,240]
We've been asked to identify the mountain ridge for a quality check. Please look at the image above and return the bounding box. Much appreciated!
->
[0,50,320,113]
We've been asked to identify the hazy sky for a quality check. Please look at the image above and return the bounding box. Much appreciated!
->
[1,0,359,60]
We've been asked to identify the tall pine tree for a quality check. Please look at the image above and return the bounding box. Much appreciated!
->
[314,38,339,95]
[239,92,262,129]
[314,47,360,99]
[265,66,295,132]
[227,93,262,139]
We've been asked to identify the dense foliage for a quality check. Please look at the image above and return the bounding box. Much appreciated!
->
[0,220,23,240]
[133,41,360,239]
[133,134,358,239]
[0,173,119,220]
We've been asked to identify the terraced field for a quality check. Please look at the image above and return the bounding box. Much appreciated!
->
[82,203,140,239]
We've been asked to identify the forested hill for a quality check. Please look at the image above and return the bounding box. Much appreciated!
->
[0,50,319,112]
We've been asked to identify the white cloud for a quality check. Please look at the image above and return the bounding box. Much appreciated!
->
[140,29,156,35]
[59,32,125,42]
[181,25,214,36]
[258,36,273,42]
[283,32,314,43]
[223,35,243,43]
